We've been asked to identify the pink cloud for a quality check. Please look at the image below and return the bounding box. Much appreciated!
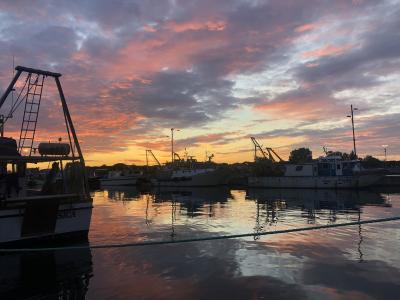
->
[165,20,226,32]
[302,44,353,59]
[295,23,317,33]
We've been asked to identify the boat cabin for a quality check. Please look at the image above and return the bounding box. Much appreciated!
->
[284,156,361,177]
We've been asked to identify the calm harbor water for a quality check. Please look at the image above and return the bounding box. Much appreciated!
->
[1,186,400,299]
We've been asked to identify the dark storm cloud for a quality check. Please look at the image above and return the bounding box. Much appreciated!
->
[107,70,240,128]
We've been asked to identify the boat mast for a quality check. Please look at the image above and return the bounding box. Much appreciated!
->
[347,104,358,157]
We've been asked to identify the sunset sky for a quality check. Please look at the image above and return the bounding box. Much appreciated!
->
[0,0,399,166]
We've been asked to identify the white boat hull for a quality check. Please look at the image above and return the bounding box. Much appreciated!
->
[248,174,383,189]
[0,200,92,245]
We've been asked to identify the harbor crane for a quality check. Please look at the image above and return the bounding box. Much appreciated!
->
[250,137,284,162]
[145,149,161,166]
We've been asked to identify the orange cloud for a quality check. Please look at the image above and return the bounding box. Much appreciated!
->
[255,95,340,122]
[302,44,353,59]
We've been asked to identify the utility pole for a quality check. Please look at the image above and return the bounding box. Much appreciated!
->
[171,128,174,163]
[382,145,388,161]
[347,105,358,157]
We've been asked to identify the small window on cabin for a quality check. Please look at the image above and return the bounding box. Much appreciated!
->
[295,166,303,171]
[323,164,328,169]
[337,164,341,170]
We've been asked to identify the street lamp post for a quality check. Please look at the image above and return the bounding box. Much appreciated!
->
[347,104,358,157]
[171,128,180,163]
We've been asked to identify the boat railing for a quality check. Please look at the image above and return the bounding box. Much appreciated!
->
[0,155,79,163]
[1,193,90,207]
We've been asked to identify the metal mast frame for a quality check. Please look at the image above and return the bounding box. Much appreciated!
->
[0,66,89,196]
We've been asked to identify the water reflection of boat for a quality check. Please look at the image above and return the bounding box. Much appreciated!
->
[154,187,231,203]
[246,188,387,211]
[153,187,231,216]
[0,245,92,299]
[106,186,140,201]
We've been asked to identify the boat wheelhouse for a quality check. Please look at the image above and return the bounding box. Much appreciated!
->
[0,66,92,246]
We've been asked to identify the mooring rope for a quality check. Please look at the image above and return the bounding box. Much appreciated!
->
[1,216,399,252]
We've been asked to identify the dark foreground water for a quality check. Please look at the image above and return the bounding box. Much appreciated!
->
[1,187,400,299]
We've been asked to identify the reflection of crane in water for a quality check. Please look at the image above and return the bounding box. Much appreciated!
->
[253,198,286,239]
[170,199,177,238]
[145,194,155,225]
[253,200,264,239]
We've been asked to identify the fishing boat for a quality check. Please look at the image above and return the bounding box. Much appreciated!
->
[248,155,384,189]
[154,154,228,187]
[0,66,92,246]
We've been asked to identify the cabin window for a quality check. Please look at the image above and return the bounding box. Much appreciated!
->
[337,164,341,170]
[323,164,328,169]
[295,166,303,171]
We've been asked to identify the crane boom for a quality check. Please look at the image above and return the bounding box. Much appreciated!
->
[145,149,161,166]
[250,137,284,162]
[250,137,267,160]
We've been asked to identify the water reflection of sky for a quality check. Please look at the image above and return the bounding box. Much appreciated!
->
[85,187,400,299]
[1,187,399,299]
[89,187,399,243]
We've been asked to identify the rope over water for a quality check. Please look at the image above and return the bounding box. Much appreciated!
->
[1,216,399,252]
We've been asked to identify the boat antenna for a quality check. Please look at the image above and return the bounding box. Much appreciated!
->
[323,146,328,155]
[9,55,15,118]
